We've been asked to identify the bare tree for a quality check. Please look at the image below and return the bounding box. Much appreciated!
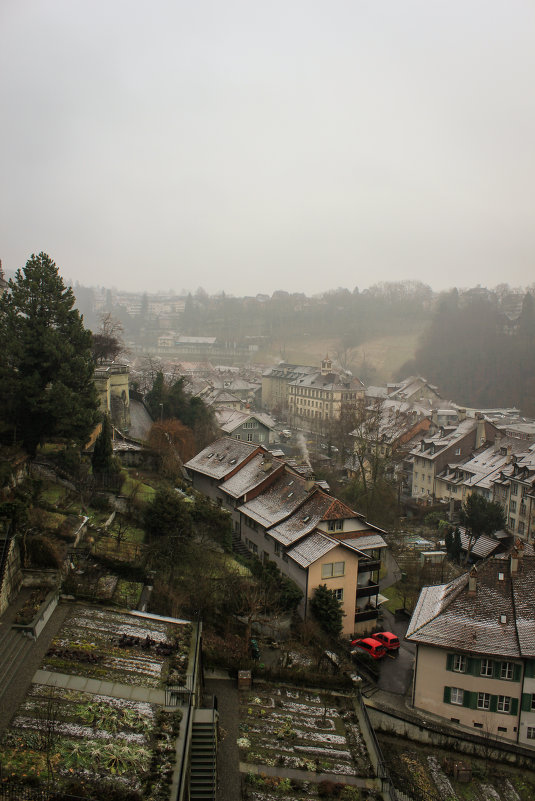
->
[92,312,126,363]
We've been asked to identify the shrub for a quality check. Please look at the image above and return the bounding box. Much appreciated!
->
[25,534,62,568]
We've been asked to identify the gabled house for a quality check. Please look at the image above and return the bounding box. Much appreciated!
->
[410,417,499,500]
[406,548,535,748]
[492,447,535,540]
[185,438,388,637]
[215,409,278,445]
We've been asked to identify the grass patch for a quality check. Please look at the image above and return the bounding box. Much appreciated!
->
[121,472,156,503]
[381,584,407,614]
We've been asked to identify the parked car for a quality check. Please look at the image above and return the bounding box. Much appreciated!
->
[351,637,386,660]
[372,631,400,651]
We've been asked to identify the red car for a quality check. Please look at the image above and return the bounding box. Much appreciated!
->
[372,631,400,651]
[351,637,386,660]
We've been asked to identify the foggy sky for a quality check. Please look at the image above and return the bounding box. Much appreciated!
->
[1,1,534,295]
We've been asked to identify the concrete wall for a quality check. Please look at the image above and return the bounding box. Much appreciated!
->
[0,537,22,616]
[368,704,535,768]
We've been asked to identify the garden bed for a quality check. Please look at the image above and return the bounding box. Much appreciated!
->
[0,684,182,800]
[12,588,59,639]
[238,686,374,779]
[43,607,193,689]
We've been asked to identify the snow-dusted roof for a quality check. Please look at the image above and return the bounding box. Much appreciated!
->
[216,409,276,433]
[239,472,313,529]
[458,528,502,559]
[341,533,387,551]
[287,531,339,568]
[407,555,535,658]
[184,437,261,479]
[220,453,284,499]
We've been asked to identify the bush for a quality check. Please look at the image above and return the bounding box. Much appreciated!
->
[25,534,62,568]
[350,647,379,680]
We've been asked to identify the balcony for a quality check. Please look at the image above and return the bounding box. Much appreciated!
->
[355,609,379,623]
[356,582,380,599]
[358,559,381,573]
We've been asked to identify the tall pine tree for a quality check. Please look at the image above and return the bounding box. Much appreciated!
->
[0,253,99,455]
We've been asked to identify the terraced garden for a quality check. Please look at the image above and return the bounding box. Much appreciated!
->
[239,686,380,800]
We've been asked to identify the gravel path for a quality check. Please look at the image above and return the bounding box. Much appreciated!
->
[205,676,241,801]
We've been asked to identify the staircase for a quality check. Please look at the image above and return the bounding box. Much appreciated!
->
[189,716,217,800]
[0,624,34,705]
[231,531,249,559]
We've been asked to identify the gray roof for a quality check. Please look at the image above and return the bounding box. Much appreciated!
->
[220,453,284,499]
[341,534,388,551]
[239,472,312,529]
[184,437,261,479]
[458,528,502,559]
[406,555,535,658]
[287,531,339,568]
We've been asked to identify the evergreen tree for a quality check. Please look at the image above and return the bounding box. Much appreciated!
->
[0,253,99,455]
[460,494,505,563]
[91,415,115,475]
[452,527,462,563]
[309,584,344,638]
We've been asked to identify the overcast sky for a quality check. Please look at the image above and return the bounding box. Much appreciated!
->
[1,1,534,296]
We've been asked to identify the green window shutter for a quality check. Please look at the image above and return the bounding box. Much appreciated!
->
[462,691,472,708]
[490,694,498,713]
[469,691,477,709]
[527,660,535,679]
[443,686,451,704]
[446,654,454,672]
[470,658,481,676]
[513,664,522,682]
[511,697,519,716]
[521,693,532,712]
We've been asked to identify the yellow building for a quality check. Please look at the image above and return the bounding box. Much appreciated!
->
[93,362,131,431]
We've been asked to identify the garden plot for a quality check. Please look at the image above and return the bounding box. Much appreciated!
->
[43,607,192,688]
[0,684,181,801]
[378,734,535,801]
[239,687,373,778]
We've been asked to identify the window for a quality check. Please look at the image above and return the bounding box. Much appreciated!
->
[510,500,517,513]
[333,588,344,601]
[247,433,253,442]
[530,696,535,712]
[321,561,345,579]
[477,692,490,710]
[500,662,514,680]
[455,447,461,456]
[480,659,493,677]
[451,688,464,705]
[274,542,280,556]
[519,522,525,535]
[527,727,535,740]
[453,654,466,673]
[511,483,518,495]
[509,518,515,531]
[497,695,511,713]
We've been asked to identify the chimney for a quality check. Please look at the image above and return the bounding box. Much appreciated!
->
[305,476,315,492]
[468,565,477,596]
[476,417,486,448]
[262,458,273,473]
[510,542,523,575]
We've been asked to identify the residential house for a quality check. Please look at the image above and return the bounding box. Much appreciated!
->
[185,437,388,637]
[406,549,535,749]
[492,447,535,541]
[215,409,278,445]
[384,376,443,405]
[434,439,524,505]
[410,417,498,500]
